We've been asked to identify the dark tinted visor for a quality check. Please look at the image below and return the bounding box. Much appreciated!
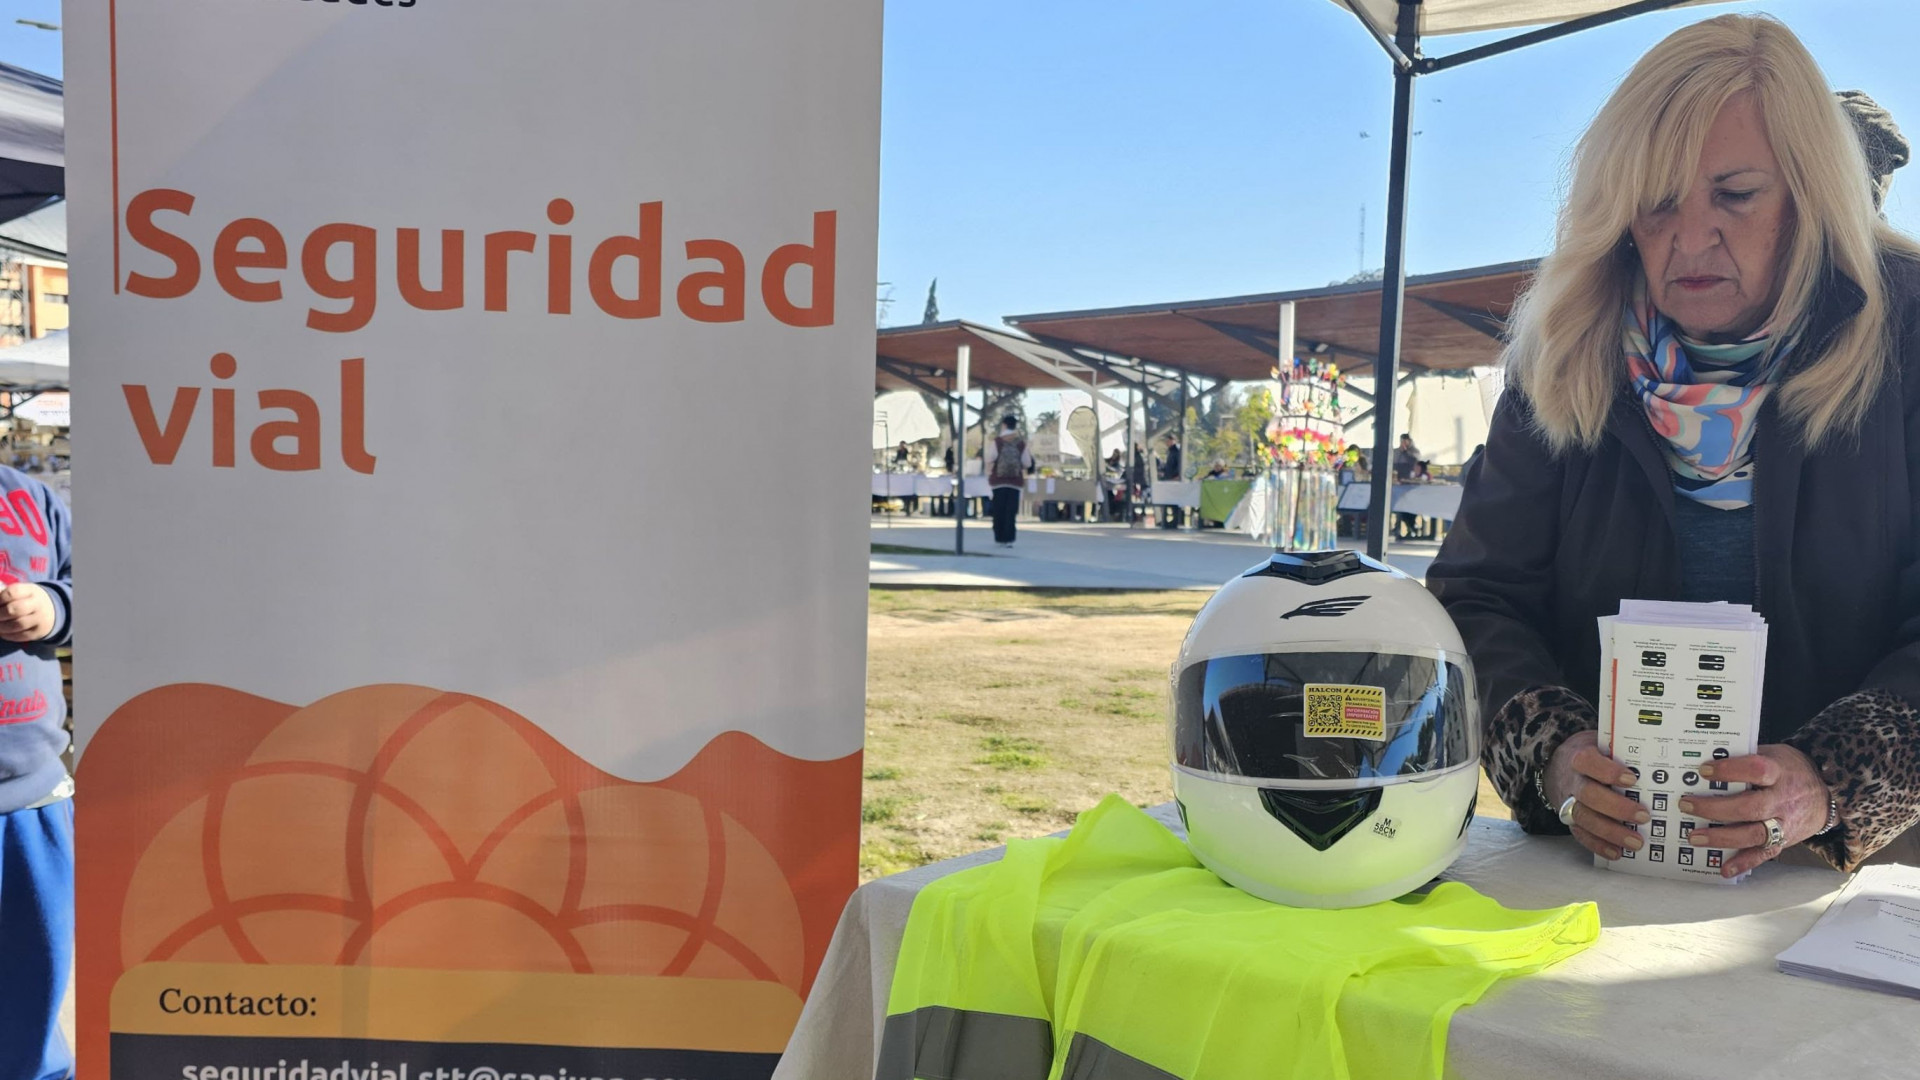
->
[1173,650,1477,782]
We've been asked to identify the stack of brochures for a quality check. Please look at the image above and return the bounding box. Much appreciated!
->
[1595,601,1768,884]
[1777,865,1920,998]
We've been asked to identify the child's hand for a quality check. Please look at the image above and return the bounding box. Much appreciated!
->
[0,583,56,643]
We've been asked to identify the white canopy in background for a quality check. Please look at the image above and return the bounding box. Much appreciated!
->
[0,329,67,391]
[1327,0,1729,36]
[872,390,942,450]
[1053,391,1130,462]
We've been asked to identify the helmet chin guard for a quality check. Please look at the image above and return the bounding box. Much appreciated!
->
[1171,552,1481,908]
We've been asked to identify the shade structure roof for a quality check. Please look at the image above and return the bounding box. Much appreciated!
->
[1327,0,1729,37]
[0,63,60,227]
[877,320,1106,392]
[1005,260,1534,382]
[0,329,68,391]
[0,197,63,261]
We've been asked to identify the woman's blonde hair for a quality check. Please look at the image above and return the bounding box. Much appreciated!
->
[1507,14,1920,451]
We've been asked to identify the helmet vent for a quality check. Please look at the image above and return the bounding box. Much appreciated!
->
[1257,787,1383,852]
[1242,551,1394,586]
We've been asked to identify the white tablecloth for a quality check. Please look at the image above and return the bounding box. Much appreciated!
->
[1337,481,1464,521]
[1148,479,1202,508]
[775,805,1913,1080]
[872,473,988,499]
[1025,477,1101,503]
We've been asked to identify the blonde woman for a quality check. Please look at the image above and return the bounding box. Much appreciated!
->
[1429,15,1920,877]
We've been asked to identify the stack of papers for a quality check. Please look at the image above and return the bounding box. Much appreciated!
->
[1777,865,1920,998]
[1595,601,1768,884]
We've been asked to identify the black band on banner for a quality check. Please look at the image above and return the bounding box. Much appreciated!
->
[111,1034,779,1080]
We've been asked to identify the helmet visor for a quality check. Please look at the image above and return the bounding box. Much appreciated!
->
[1173,648,1477,784]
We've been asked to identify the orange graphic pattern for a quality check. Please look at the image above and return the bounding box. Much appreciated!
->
[79,684,860,1075]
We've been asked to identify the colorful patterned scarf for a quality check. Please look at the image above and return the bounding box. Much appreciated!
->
[1623,289,1783,510]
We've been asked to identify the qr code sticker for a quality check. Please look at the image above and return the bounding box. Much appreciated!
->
[1303,684,1387,741]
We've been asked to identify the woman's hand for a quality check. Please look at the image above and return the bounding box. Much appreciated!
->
[1544,729,1651,861]
[1678,745,1831,877]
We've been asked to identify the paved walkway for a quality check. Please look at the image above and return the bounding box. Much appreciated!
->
[870,518,1440,590]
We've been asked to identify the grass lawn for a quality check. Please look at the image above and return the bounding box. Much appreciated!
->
[862,587,1509,880]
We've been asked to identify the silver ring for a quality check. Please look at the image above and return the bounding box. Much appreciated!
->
[1557,794,1579,828]
[1762,817,1785,849]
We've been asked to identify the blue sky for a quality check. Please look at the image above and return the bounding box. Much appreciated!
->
[878,0,1920,327]
[5,2,1912,332]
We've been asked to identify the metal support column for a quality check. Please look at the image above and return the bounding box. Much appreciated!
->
[1127,381,1139,528]
[1178,375,1191,529]
[954,347,970,555]
[1090,375,1107,522]
[1366,0,1419,561]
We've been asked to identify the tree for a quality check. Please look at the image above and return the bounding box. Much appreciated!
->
[923,279,940,324]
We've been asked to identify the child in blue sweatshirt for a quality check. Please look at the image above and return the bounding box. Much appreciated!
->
[0,467,73,1080]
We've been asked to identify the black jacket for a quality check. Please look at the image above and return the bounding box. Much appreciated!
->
[1430,253,1920,743]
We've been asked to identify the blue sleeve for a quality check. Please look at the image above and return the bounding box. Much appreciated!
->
[36,483,69,648]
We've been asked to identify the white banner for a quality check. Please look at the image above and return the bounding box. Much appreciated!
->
[69,2,879,1074]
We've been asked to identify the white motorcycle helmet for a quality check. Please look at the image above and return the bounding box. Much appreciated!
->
[1171,550,1481,908]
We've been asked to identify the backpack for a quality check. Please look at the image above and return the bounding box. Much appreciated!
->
[990,433,1027,485]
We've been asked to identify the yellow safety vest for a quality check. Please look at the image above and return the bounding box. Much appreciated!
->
[882,796,1599,1080]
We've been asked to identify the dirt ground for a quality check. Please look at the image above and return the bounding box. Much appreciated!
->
[861,587,1509,880]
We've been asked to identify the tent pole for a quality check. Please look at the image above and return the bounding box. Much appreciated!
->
[1178,375,1191,530]
[955,348,970,555]
[1366,0,1419,561]
[1091,376,1106,522]
[1128,381,1139,529]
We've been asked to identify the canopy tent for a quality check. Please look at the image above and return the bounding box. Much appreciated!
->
[0,63,61,227]
[1327,0,1724,37]
[872,390,942,450]
[1324,0,1740,558]
[0,328,67,391]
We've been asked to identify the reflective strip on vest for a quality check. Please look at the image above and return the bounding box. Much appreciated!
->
[874,1006,1052,1080]
[1059,1034,1181,1080]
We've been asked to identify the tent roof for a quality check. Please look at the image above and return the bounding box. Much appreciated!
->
[877,320,1108,392]
[1005,260,1534,382]
[1328,0,1727,37]
[0,329,67,391]
[0,197,63,261]
[0,63,60,227]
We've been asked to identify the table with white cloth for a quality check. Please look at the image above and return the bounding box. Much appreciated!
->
[1148,480,1203,509]
[1024,477,1103,521]
[1336,480,1465,521]
[774,804,1914,1080]
[873,473,990,515]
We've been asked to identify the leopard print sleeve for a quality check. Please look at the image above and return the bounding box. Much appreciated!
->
[1783,689,1920,872]
[1485,686,1600,835]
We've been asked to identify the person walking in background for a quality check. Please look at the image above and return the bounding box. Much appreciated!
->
[985,415,1032,547]
[0,466,73,1080]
